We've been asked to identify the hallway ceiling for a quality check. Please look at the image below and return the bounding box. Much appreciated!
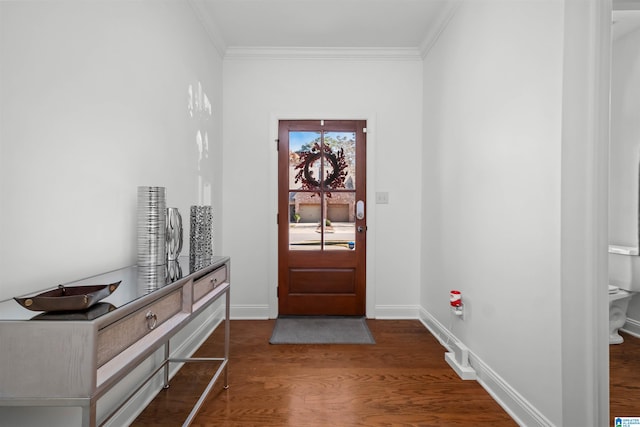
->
[192,1,640,52]
[191,0,452,52]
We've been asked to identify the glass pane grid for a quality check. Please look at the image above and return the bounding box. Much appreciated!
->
[288,130,357,251]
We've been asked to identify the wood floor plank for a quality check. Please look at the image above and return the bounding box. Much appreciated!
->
[133,320,517,426]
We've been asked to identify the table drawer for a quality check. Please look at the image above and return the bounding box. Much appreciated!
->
[97,289,183,367]
[193,266,227,303]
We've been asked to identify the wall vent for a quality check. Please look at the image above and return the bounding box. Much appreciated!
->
[445,340,477,380]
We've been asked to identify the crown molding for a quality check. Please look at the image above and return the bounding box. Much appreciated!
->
[223,46,423,61]
[614,0,640,10]
[420,0,462,59]
[189,0,457,61]
[188,0,228,57]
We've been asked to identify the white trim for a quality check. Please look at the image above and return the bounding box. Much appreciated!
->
[187,0,227,56]
[419,0,462,59]
[365,117,377,319]
[560,0,611,425]
[374,304,420,319]
[622,317,640,339]
[231,304,271,320]
[474,357,554,427]
[418,307,453,349]
[268,114,280,320]
[225,47,422,61]
[613,0,640,10]
[418,308,554,427]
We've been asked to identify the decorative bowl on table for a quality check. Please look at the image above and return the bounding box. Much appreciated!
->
[30,302,117,320]
[14,281,121,312]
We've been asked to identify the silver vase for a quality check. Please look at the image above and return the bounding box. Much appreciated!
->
[137,186,166,266]
[166,207,183,261]
[165,260,183,283]
[190,205,213,260]
[137,264,166,294]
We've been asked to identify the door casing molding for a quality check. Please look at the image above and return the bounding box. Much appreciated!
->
[560,0,611,425]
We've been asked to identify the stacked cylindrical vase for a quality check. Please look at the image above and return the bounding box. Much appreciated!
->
[190,205,213,271]
[137,186,166,267]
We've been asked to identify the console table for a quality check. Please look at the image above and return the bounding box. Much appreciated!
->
[0,255,230,426]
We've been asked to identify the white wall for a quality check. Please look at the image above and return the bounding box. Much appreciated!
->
[610,28,640,248]
[421,1,564,425]
[0,1,223,424]
[0,0,223,301]
[611,25,640,326]
[222,54,423,318]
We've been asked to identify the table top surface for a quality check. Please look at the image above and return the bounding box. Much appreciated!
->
[0,255,229,322]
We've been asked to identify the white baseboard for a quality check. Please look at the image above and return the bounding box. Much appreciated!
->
[622,317,640,339]
[230,304,422,320]
[231,304,271,319]
[374,304,420,319]
[418,308,554,427]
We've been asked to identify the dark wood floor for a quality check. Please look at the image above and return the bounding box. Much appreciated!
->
[133,320,640,426]
[133,319,517,426]
[610,331,640,419]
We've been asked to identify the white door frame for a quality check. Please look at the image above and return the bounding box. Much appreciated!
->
[560,0,611,425]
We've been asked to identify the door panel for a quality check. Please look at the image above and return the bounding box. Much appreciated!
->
[289,269,355,294]
[278,120,366,316]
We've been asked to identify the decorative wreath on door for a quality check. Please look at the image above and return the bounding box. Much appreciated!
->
[294,142,348,192]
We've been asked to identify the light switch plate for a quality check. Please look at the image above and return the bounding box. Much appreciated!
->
[375,192,389,204]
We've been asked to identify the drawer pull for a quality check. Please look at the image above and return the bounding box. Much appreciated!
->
[145,311,158,330]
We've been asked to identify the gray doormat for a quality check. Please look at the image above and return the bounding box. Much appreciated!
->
[269,316,375,344]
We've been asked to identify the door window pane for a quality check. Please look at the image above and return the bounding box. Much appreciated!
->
[323,192,356,251]
[323,131,356,190]
[289,191,321,250]
[289,131,321,191]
